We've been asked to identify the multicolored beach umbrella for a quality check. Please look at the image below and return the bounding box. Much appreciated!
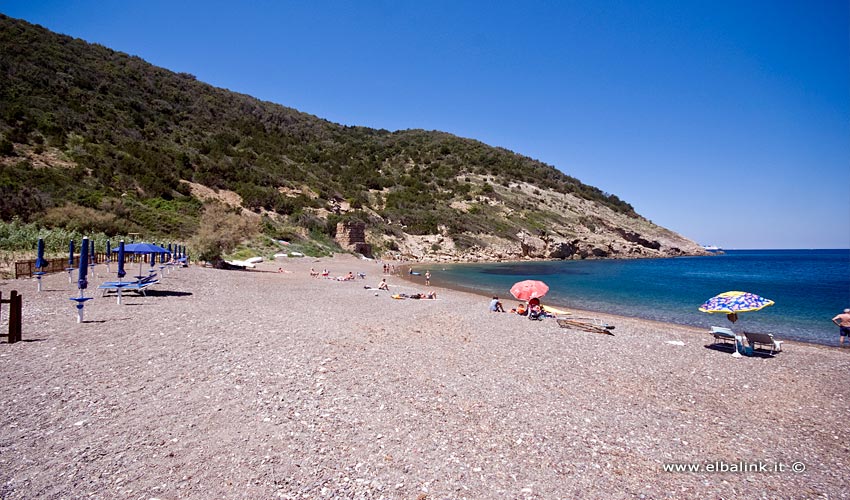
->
[698,291,775,314]
[699,291,774,357]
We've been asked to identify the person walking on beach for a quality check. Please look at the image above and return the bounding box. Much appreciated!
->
[425,270,431,286]
[832,308,850,347]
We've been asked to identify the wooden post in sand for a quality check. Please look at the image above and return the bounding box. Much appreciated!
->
[0,290,23,343]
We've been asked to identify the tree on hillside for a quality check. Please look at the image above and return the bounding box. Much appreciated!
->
[190,203,259,265]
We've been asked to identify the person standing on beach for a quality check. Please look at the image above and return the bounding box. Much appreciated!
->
[832,308,850,346]
[425,270,431,286]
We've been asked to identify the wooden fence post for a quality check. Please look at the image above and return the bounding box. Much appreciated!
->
[10,291,22,343]
[0,290,23,343]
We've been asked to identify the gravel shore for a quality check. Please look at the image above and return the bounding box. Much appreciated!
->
[1,255,848,499]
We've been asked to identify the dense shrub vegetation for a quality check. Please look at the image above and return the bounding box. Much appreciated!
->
[0,14,636,257]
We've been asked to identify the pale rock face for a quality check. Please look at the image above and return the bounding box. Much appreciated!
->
[364,178,707,262]
[383,228,705,262]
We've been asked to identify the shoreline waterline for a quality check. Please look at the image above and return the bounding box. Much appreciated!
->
[398,249,850,349]
[397,266,842,352]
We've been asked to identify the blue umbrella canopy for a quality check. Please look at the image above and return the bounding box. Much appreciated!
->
[78,238,89,290]
[35,238,47,269]
[117,240,126,279]
[123,242,170,254]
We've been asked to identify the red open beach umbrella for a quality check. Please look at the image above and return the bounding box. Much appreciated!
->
[510,280,549,301]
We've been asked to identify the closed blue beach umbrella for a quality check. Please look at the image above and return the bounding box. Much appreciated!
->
[113,240,129,305]
[67,239,76,283]
[78,238,89,290]
[149,251,156,270]
[89,238,96,275]
[35,238,47,269]
[35,238,47,292]
[105,239,112,272]
[70,237,93,322]
[117,240,126,279]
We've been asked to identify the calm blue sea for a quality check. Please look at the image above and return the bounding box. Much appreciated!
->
[420,250,850,346]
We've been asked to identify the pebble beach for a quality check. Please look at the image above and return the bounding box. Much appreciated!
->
[1,254,848,499]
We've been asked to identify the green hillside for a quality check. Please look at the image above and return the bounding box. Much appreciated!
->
[0,13,646,260]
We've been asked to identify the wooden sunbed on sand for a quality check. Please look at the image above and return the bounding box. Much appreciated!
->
[556,318,615,336]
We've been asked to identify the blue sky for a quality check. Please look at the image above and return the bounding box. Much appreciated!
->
[4,0,848,249]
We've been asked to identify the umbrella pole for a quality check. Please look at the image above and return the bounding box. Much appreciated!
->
[75,290,85,323]
[732,335,743,357]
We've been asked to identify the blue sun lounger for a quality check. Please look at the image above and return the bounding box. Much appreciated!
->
[98,277,159,296]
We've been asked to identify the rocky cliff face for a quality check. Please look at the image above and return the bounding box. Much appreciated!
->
[363,178,706,262]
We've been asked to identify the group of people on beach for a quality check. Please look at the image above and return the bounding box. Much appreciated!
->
[381,263,397,275]
[489,296,548,320]
[309,267,368,282]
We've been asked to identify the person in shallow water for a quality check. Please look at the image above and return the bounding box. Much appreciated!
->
[832,308,850,347]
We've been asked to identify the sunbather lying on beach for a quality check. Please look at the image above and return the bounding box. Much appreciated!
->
[393,291,437,299]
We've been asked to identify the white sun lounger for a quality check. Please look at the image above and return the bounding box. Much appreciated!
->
[710,326,737,346]
[744,331,784,355]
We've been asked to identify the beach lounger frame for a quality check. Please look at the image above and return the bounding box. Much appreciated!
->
[709,326,737,347]
[556,318,615,336]
[97,280,159,296]
[744,331,784,355]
